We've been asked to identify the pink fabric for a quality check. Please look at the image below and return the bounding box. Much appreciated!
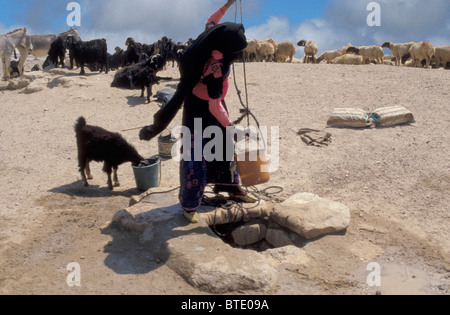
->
[193,6,231,127]
[192,49,231,127]
[208,99,232,127]
[205,5,227,27]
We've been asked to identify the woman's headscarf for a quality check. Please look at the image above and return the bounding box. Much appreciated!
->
[140,22,247,140]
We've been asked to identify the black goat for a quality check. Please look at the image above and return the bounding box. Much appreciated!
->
[110,54,167,103]
[108,46,125,71]
[10,60,20,77]
[124,37,143,66]
[47,36,66,68]
[66,35,108,75]
[74,117,145,190]
[156,36,180,67]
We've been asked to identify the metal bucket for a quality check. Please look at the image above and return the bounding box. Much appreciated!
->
[158,134,177,159]
[132,157,161,191]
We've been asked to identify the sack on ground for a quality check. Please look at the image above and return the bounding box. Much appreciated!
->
[327,108,371,128]
[371,106,415,127]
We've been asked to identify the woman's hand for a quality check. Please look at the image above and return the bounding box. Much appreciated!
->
[225,0,236,9]
[139,125,159,141]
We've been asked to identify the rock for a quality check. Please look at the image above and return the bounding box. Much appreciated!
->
[263,245,310,268]
[265,227,295,248]
[23,82,45,94]
[231,222,267,246]
[271,192,350,239]
[47,68,69,76]
[0,81,9,91]
[348,241,384,262]
[167,233,278,293]
[48,76,74,88]
[23,72,46,81]
[1,78,30,91]
[113,189,278,293]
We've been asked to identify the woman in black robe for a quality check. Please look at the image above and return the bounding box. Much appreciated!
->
[140,22,251,223]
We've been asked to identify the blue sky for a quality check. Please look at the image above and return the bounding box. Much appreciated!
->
[1,0,449,56]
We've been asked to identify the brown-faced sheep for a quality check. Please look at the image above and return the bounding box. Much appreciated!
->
[381,42,415,66]
[297,40,318,64]
[346,45,384,64]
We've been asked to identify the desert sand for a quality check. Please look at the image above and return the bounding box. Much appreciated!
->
[0,59,449,295]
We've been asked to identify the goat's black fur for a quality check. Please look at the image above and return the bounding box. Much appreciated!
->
[47,37,66,68]
[108,46,124,71]
[74,117,144,190]
[124,37,143,66]
[110,54,167,103]
[66,36,108,75]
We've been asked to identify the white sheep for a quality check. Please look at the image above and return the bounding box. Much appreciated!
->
[257,40,275,62]
[381,42,415,66]
[431,45,450,69]
[274,41,296,63]
[297,40,318,64]
[346,45,384,64]
[342,43,352,54]
[407,42,435,68]
[316,49,343,64]
[331,54,364,65]
[244,39,260,62]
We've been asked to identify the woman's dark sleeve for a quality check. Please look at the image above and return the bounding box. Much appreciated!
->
[139,87,185,141]
[203,73,224,99]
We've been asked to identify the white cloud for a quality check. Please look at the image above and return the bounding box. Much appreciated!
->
[77,0,254,52]
[248,0,449,57]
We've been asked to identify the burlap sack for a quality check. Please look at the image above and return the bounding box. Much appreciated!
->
[371,106,415,127]
[327,108,371,128]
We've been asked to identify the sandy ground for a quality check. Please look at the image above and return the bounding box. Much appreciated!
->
[0,60,449,295]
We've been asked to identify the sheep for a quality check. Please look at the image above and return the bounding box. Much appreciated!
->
[316,49,343,64]
[381,42,415,66]
[47,36,67,68]
[331,54,364,65]
[110,54,167,103]
[66,36,108,75]
[346,45,384,64]
[74,116,146,190]
[405,42,435,68]
[342,43,352,54]
[244,39,260,62]
[297,40,318,64]
[274,41,296,63]
[431,45,450,69]
[257,40,275,62]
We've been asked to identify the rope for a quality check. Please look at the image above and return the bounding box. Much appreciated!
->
[231,0,267,149]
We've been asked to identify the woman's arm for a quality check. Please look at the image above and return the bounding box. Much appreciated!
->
[205,0,236,28]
